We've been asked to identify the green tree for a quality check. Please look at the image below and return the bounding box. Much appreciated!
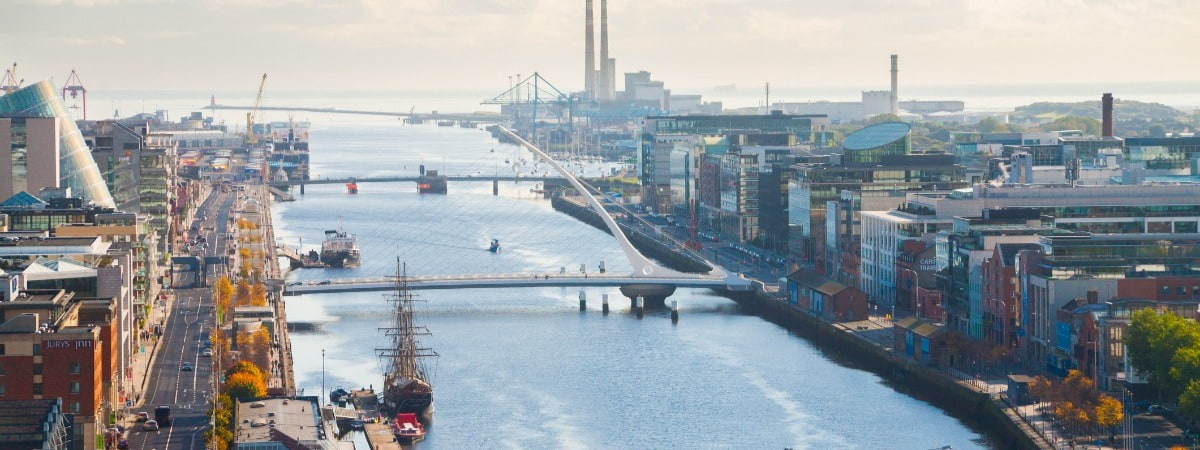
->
[865,113,902,125]
[1179,380,1200,420]
[1126,309,1200,397]
[1042,115,1102,136]
[976,116,1010,133]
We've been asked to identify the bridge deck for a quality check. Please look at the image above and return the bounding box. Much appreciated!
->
[283,274,749,296]
[269,175,565,187]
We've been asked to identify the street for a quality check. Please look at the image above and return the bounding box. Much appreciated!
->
[126,187,234,450]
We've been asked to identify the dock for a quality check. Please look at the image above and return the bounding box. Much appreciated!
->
[364,422,404,450]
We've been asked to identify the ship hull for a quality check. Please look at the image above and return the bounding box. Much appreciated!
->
[320,250,360,268]
[384,393,434,424]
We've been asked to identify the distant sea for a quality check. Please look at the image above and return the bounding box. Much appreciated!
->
[80,81,1200,123]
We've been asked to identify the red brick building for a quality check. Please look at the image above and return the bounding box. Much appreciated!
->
[981,243,1040,348]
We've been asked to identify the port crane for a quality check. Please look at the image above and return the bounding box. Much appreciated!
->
[62,69,88,120]
[1,63,21,95]
[245,73,267,145]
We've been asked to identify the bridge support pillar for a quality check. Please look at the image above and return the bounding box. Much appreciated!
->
[493,178,499,196]
[602,294,609,315]
[619,283,676,307]
[635,296,644,319]
[670,299,679,323]
[579,290,586,311]
[299,181,305,196]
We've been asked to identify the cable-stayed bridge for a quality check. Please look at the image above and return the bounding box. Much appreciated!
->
[281,126,751,302]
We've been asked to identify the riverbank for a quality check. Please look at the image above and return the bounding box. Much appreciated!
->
[550,192,1049,450]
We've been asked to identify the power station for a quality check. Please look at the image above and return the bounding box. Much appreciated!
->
[583,0,617,101]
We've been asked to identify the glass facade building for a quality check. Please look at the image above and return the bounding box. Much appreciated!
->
[0,81,114,207]
[842,122,911,165]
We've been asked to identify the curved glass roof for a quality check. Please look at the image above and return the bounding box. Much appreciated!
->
[0,81,115,208]
[843,121,911,151]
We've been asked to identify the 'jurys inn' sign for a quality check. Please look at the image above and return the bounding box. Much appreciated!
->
[44,340,94,350]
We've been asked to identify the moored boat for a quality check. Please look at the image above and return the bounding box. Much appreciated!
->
[320,219,360,268]
[377,260,438,423]
[390,412,426,443]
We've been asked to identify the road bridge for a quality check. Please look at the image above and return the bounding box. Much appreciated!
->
[268,175,566,188]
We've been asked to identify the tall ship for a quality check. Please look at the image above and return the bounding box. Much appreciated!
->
[319,219,360,268]
[377,260,438,424]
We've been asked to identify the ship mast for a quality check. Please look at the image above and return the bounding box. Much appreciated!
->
[376,258,437,382]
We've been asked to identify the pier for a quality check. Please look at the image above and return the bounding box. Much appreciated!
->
[209,103,503,123]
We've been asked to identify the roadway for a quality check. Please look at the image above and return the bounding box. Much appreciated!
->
[126,187,235,450]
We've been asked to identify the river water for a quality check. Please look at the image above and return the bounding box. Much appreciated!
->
[275,117,991,449]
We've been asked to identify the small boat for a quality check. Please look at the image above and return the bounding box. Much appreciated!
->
[346,177,358,194]
[391,412,426,443]
[488,239,500,253]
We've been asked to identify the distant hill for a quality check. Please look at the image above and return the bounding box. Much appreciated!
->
[1011,98,1183,122]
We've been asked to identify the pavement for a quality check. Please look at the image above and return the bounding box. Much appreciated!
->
[122,187,235,450]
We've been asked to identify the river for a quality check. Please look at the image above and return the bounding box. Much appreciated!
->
[274,117,992,449]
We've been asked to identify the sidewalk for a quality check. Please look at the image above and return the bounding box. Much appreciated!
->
[120,287,176,426]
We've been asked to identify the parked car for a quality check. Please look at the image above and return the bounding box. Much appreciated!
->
[1149,404,1173,414]
[136,412,150,422]
[117,440,129,450]
[143,420,159,431]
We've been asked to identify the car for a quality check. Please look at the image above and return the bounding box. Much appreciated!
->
[136,412,150,422]
[117,440,129,450]
[317,280,332,285]
[181,362,193,371]
[202,348,213,357]
[1149,404,1173,414]
[143,420,159,431]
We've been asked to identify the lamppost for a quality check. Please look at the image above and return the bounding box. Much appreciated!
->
[321,349,326,406]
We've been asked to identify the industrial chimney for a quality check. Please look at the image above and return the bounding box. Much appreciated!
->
[1102,93,1114,137]
[890,54,899,116]
[584,0,596,97]
[599,0,613,101]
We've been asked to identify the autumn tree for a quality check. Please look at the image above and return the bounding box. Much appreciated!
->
[224,371,266,399]
[1095,394,1124,440]
[226,360,263,381]
[250,283,268,307]
[235,279,252,307]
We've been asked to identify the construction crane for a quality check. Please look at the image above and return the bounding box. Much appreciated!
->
[62,69,88,120]
[245,73,267,145]
[1,63,21,95]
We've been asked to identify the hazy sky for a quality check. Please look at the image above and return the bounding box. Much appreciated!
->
[3,0,1199,96]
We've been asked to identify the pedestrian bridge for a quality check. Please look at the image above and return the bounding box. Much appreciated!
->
[283,272,752,296]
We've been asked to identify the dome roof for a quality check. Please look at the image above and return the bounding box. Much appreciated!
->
[843,122,911,151]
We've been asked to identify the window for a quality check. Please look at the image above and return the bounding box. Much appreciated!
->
[68,362,80,375]
[32,383,42,395]
[32,343,39,355]
[69,382,80,394]
[70,402,80,413]
[0,362,3,375]
[32,364,41,375]
[0,384,4,396]
[1179,286,1187,296]
[0,343,5,355]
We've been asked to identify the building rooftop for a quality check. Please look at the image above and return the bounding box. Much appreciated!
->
[235,397,324,444]
[788,269,853,297]
[843,121,911,151]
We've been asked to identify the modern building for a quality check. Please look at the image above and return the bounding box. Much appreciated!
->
[0,81,114,208]
[0,398,74,450]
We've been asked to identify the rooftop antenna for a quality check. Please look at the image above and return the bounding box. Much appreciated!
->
[764,82,770,113]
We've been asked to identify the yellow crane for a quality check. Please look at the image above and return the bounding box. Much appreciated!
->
[245,73,267,145]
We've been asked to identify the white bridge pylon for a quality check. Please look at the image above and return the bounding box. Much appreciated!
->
[499,126,736,284]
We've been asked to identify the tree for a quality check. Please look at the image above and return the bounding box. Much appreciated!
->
[1126,309,1200,397]
[224,371,266,399]
[1095,394,1124,437]
[235,279,252,307]
[977,116,1011,133]
[865,113,902,125]
[226,360,263,381]
[1042,116,1101,136]
[250,283,268,307]
[1180,380,1200,420]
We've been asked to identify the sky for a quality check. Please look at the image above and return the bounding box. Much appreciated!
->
[3,0,1199,102]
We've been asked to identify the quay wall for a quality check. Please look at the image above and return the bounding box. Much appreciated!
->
[733,292,1048,450]
[550,193,1044,449]
[550,195,711,273]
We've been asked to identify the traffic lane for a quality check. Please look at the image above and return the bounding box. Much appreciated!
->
[131,289,211,450]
